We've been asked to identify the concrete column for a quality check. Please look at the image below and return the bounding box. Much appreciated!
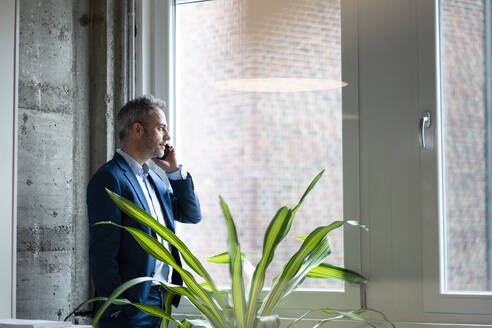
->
[17,0,89,320]
[16,0,129,321]
[89,0,129,172]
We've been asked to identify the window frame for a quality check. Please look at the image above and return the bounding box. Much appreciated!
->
[0,0,18,318]
[421,0,492,316]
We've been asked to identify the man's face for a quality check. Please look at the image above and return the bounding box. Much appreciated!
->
[140,108,170,159]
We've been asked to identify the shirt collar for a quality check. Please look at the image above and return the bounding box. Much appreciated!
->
[116,148,150,178]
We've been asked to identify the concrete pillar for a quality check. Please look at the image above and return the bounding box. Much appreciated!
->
[89,0,129,172]
[16,0,129,322]
[17,0,86,320]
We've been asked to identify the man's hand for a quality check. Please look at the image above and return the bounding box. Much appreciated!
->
[152,145,179,173]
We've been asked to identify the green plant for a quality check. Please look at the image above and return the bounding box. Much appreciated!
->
[67,170,394,328]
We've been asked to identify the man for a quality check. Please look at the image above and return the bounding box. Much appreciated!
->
[87,95,202,328]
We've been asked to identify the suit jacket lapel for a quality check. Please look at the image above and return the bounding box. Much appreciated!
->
[113,153,152,214]
[148,170,174,231]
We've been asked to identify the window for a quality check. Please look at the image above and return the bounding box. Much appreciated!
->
[175,0,346,290]
[173,0,362,312]
[137,0,492,324]
[440,0,490,293]
[422,0,492,316]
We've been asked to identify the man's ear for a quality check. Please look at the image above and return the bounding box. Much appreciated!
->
[131,121,144,137]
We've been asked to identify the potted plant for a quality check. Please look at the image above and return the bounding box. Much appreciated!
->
[67,170,393,328]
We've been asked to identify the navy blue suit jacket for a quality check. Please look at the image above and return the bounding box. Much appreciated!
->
[87,152,201,320]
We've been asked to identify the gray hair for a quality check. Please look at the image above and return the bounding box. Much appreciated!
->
[117,95,167,142]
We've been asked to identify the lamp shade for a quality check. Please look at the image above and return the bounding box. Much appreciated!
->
[213,0,347,92]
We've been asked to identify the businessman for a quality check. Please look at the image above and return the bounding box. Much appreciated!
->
[87,95,202,328]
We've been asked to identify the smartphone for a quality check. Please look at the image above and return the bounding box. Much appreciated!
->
[159,144,170,160]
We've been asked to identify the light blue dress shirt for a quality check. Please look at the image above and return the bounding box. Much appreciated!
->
[116,149,185,284]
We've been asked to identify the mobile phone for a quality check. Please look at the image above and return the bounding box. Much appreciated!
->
[159,144,170,160]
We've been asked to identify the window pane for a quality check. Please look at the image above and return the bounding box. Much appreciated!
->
[440,0,491,292]
[176,0,344,290]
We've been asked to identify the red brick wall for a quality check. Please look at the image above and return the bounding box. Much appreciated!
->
[176,0,343,289]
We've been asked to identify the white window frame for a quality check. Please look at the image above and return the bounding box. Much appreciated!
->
[0,0,18,318]
[421,0,492,317]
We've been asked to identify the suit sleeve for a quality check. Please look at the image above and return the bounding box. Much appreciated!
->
[87,170,123,316]
[169,172,202,224]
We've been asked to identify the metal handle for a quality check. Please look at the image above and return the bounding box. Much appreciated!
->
[420,111,431,148]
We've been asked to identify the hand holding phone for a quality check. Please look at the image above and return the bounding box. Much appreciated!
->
[153,144,179,173]
[159,144,170,160]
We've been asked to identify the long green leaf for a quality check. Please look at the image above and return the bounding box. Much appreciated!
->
[314,309,378,328]
[245,207,291,327]
[72,294,185,328]
[206,251,255,294]
[353,308,396,328]
[157,281,225,326]
[260,221,351,315]
[266,221,366,315]
[292,170,325,216]
[246,171,325,327]
[183,318,213,328]
[105,189,227,309]
[64,296,131,321]
[307,263,367,284]
[96,221,227,328]
[255,315,280,328]
[206,251,231,264]
[219,196,247,328]
[92,277,158,324]
[287,308,380,328]
[206,251,248,263]
[160,288,175,328]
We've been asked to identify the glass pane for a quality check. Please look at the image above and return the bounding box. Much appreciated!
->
[440,0,491,292]
[176,0,344,290]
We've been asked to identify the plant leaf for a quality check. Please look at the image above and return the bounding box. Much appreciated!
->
[76,295,185,328]
[314,309,378,328]
[245,207,291,327]
[292,170,325,215]
[95,221,227,328]
[220,196,247,328]
[246,171,325,327]
[260,221,365,315]
[205,251,255,291]
[64,296,131,321]
[307,263,367,284]
[105,189,227,309]
[206,251,231,264]
[255,315,281,328]
[182,318,214,328]
[206,251,247,263]
[158,281,227,326]
[288,308,380,328]
[160,288,176,328]
[353,308,396,328]
[92,276,154,324]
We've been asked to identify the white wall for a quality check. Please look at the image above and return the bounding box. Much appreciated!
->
[0,0,18,319]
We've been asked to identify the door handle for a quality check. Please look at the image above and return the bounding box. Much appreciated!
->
[420,111,431,148]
